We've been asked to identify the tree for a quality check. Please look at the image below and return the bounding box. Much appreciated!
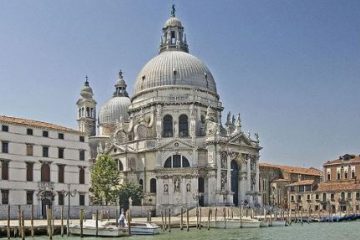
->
[118,181,144,210]
[90,154,120,205]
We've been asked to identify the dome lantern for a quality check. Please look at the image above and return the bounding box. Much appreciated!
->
[159,4,189,53]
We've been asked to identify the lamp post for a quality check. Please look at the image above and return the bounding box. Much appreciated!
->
[63,184,77,236]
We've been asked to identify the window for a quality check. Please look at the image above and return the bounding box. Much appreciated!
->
[26,162,33,181]
[79,168,85,184]
[322,193,326,201]
[179,115,189,137]
[58,192,64,205]
[58,165,65,183]
[139,179,143,190]
[79,194,85,206]
[117,159,124,171]
[1,160,9,180]
[1,190,9,204]
[351,166,356,179]
[299,186,305,192]
[297,195,302,201]
[344,171,348,179]
[42,146,49,157]
[27,128,33,135]
[357,192,360,200]
[291,195,295,201]
[2,125,9,132]
[79,136,85,142]
[79,150,85,161]
[347,192,352,199]
[162,115,173,137]
[42,131,49,137]
[58,133,64,139]
[307,194,311,200]
[2,141,9,153]
[171,31,176,44]
[290,186,295,192]
[41,163,50,182]
[331,193,335,201]
[316,194,319,200]
[164,155,190,168]
[315,205,319,211]
[58,148,64,159]
[26,144,33,156]
[150,178,156,193]
[26,191,33,205]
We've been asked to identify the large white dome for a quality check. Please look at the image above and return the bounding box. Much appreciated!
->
[133,51,217,95]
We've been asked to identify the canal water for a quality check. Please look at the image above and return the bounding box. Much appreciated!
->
[11,222,360,240]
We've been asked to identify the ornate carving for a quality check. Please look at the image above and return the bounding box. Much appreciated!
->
[164,184,169,193]
[221,171,227,191]
[186,183,191,192]
[220,151,227,169]
[174,177,181,192]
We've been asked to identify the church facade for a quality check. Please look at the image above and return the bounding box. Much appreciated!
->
[77,8,262,212]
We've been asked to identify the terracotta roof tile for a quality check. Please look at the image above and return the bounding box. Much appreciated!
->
[316,181,360,192]
[0,115,82,134]
[259,162,322,176]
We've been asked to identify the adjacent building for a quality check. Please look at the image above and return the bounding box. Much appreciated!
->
[287,154,360,214]
[79,7,262,213]
[0,115,90,218]
[259,163,322,208]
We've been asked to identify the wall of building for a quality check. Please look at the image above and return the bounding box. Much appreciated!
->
[0,121,90,218]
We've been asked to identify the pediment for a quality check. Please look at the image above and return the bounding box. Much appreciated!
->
[228,133,253,146]
[104,143,136,155]
[156,138,195,150]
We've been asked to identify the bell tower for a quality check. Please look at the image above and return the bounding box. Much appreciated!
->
[76,76,97,136]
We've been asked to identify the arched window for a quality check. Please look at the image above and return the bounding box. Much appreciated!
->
[150,178,156,193]
[116,159,124,171]
[163,115,173,137]
[79,168,85,184]
[179,114,188,137]
[41,163,50,182]
[164,155,190,168]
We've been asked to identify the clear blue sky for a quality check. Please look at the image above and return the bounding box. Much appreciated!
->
[1,0,360,168]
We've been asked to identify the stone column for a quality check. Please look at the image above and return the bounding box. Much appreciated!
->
[246,155,252,205]
[227,152,231,205]
[255,157,260,205]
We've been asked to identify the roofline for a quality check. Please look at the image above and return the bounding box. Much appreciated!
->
[0,115,83,135]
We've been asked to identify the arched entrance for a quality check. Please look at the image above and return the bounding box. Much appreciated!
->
[231,160,239,206]
[40,191,54,219]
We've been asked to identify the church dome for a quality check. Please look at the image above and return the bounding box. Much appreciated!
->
[98,96,130,124]
[98,71,131,125]
[133,8,217,96]
[134,51,216,95]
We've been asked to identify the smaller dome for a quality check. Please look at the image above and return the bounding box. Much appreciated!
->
[98,97,131,125]
[98,71,131,125]
[164,17,182,28]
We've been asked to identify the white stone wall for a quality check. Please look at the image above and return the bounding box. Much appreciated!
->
[0,121,90,214]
